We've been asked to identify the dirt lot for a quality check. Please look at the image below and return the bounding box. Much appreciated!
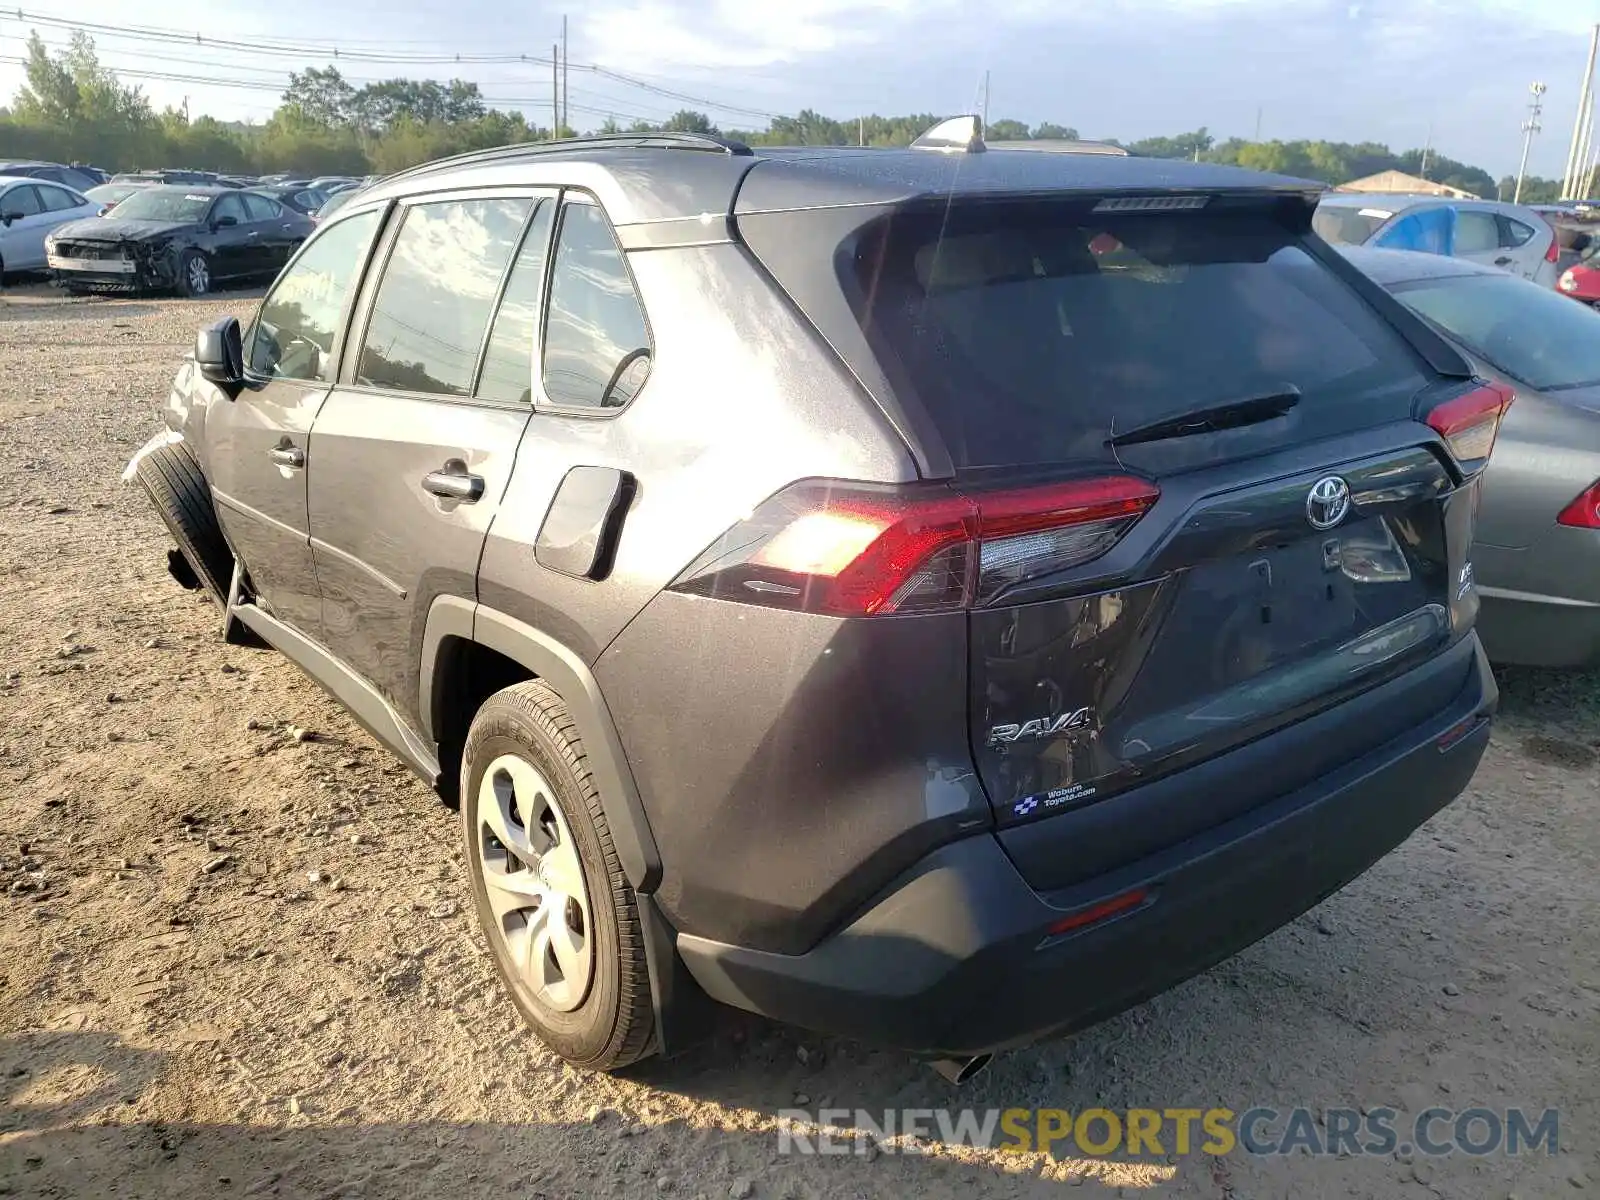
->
[1,282,1597,1200]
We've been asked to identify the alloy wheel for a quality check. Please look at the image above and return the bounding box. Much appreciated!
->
[474,754,594,1012]
[187,256,209,295]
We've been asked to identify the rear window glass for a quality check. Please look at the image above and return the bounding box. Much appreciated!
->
[1394,272,1600,391]
[850,205,1427,468]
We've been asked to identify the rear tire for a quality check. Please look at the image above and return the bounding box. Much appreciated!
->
[134,441,237,610]
[461,681,656,1071]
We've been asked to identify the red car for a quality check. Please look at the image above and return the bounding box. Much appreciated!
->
[1557,255,1600,305]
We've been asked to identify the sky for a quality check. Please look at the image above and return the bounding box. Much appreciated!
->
[5,0,1600,178]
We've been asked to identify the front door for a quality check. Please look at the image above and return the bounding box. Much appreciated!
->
[307,191,551,727]
[206,208,385,639]
[0,184,49,270]
[204,192,253,281]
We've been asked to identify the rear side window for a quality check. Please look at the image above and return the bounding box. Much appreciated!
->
[1498,215,1536,248]
[849,204,1429,468]
[248,210,381,382]
[37,185,81,212]
[357,197,532,397]
[243,193,281,221]
[477,200,554,404]
[541,201,652,410]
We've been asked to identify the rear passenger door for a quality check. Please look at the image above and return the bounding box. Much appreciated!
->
[306,191,554,728]
[1450,207,1509,273]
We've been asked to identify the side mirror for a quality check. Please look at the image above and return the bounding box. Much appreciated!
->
[196,317,244,389]
[0,212,18,227]
[212,214,238,229]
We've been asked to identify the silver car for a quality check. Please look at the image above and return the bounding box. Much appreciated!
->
[1316,193,1560,289]
[0,176,100,276]
[1345,246,1600,667]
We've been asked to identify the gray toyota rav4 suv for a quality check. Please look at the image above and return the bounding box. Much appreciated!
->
[127,122,1500,1079]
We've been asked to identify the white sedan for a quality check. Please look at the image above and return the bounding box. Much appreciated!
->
[0,175,100,276]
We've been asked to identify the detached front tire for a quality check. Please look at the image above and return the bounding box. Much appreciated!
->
[461,680,655,1070]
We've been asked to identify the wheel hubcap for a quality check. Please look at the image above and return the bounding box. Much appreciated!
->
[475,754,593,1012]
[189,258,208,292]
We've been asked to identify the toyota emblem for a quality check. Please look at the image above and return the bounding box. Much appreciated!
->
[1306,476,1351,531]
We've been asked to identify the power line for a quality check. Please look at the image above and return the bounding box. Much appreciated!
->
[5,10,782,119]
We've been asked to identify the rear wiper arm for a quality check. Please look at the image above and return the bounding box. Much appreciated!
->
[1107,388,1301,449]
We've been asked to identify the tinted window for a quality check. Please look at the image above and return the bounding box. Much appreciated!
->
[2,186,42,217]
[542,202,652,409]
[1454,210,1500,254]
[1499,216,1536,248]
[1311,205,1391,246]
[242,193,281,221]
[477,201,554,404]
[1374,207,1453,255]
[248,210,381,382]
[37,185,81,212]
[851,205,1427,468]
[357,197,532,396]
[1395,272,1600,391]
[211,193,247,225]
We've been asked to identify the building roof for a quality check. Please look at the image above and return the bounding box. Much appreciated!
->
[1336,170,1479,199]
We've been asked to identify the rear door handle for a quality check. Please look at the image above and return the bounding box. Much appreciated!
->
[1494,256,1514,266]
[268,444,305,468]
[422,459,484,502]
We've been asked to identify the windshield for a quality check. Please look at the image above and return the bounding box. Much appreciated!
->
[1394,272,1600,390]
[1312,205,1392,246]
[86,183,144,204]
[108,189,213,222]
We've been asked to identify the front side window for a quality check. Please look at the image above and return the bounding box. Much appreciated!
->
[541,201,652,410]
[2,186,42,218]
[248,210,382,382]
[356,197,532,397]
[211,193,247,226]
[1374,207,1454,255]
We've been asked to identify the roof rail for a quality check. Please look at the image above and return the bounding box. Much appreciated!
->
[911,115,986,154]
[378,130,754,187]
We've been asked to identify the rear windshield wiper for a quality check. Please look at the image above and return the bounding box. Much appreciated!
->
[1107,388,1301,449]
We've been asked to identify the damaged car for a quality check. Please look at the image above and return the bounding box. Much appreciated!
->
[45,185,312,296]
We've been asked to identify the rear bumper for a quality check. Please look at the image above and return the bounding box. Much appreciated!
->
[677,635,1496,1057]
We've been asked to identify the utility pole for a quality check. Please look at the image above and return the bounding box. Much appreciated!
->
[858,115,864,147]
[1565,25,1600,198]
[981,70,989,133]
[1419,122,1433,179]
[561,15,568,138]
[1254,106,1262,141]
[1515,81,1546,204]
[552,44,559,139]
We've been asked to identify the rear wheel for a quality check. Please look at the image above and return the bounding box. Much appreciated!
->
[177,250,210,297]
[461,681,655,1070]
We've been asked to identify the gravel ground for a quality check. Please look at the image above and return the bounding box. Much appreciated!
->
[1,282,1598,1200]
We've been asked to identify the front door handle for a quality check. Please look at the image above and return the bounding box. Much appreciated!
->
[268,444,305,469]
[422,459,484,503]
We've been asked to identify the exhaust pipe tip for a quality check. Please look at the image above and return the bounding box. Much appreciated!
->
[929,1053,993,1085]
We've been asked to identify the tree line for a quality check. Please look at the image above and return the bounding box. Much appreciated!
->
[0,31,1565,202]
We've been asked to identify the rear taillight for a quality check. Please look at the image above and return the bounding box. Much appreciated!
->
[1557,479,1600,529]
[1424,382,1513,474]
[669,476,1159,616]
[1546,236,1561,264]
